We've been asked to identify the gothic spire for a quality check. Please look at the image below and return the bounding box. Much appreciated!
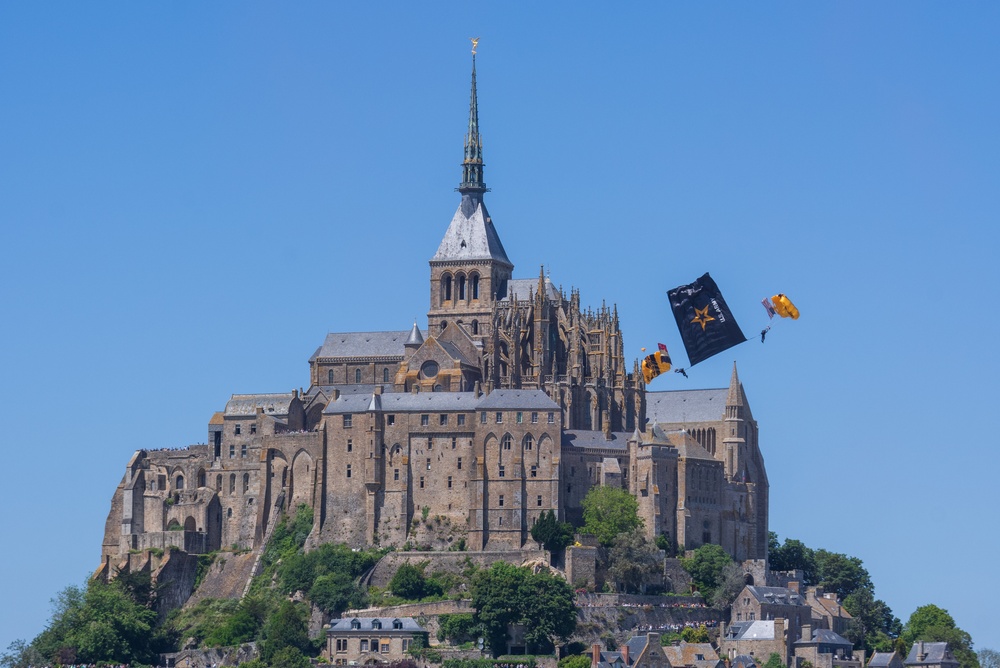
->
[458,50,487,195]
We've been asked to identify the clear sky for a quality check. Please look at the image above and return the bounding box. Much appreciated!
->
[2,2,998,656]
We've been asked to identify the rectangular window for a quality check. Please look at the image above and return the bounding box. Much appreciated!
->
[229,445,235,458]
[347,439,353,452]
[537,495,543,506]
[498,515,503,526]
[420,476,425,489]
[426,458,431,471]
[235,424,241,435]
[457,457,463,470]
[387,415,395,426]
[427,438,432,450]
[480,411,487,424]
[498,495,504,506]
[457,414,466,426]
[346,464,352,478]
[448,476,453,489]
[439,414,448,426]
[394,469,400,481]
[381,644,389,654]
[531,465,537,478]
[360,640,368,652]
[241,444,247,458]
[343,414,352,428]
[516,412,523,424]
[250,424,257,435]
[421,414,429,426]
[547,412,555,424]
[496,412,503,424]
[451,437,457,449]
[531,412,538,424]
[498,465,505,478]
[402,639,411,652]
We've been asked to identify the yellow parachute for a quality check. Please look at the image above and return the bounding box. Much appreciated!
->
[770,293,800,319]
[641,346,672,384]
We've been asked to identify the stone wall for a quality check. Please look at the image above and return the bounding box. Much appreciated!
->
[366,549,548,589]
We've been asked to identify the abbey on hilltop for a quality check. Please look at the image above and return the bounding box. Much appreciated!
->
[98,53,768,581]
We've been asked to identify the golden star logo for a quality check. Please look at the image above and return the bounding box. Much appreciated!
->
[691,305,715,331]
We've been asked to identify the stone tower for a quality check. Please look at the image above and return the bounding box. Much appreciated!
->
[427,52,512,340]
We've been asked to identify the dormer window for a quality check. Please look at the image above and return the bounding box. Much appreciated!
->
[351,619,361,630]
[372,619,382,629]
[392,619,403,629]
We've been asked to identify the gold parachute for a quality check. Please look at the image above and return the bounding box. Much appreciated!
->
[770,293,800,319]
[641,347,672,384]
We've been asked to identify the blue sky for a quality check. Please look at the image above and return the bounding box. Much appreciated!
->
[2,2,998,655]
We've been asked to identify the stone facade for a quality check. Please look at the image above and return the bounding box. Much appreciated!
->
[326,617,426,665]
[97,54,770,584]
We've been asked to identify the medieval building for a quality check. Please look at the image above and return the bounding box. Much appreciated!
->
[98,54,769,579]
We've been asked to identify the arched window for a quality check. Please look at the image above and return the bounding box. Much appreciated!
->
[458,274,466,300]
[328,369,334,384]
[471,274,480,299]
[502,434,512,450]
[471,320,479,335]
[440,321,447,331]
[355,369,362,383]
[229,474,236,495]
[176,475,185,490]
[216,475,222,492]
[227,507,233,518]
[242,473,250,494]
[383,368,390,383]
[523,434,534,451]
[443,274,452,301]
[198,469,206,487]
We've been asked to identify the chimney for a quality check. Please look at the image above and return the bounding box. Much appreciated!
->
[331,389,340,401]
[788,581,800,594]
[917,641,926,662]
[622,643,629,666]
[603,410,612,440]
[374,385,383,395]
[592,644,602,668]
[648,634,660,649]
[474,381,482,398]
[411,384,419,394]
[801,623,812,643]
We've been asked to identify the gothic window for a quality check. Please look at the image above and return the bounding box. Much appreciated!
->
[216,475,222,491]
[471,319,479,334]
[471,274,480,299]
[524,434,534,450]
[355,369,361,383]
[229,474,236,494]
[443,274,452,301]
[458,274,466,300]
[383,368,390,383]
[242,473,249,493]
[328,369,334,384]
[198,470,206,487]
[502,434,512,450]
[176,475,184,490]
[227,507,233,518]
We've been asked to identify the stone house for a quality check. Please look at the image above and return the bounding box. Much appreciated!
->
[720,620,789,666]
[868,651,905,668]
[326,617,426,665]
[792,625,861,668]
[592,633,673,668]
[661,642,724,668]
[730,586,812,663]
[805,586,853,636]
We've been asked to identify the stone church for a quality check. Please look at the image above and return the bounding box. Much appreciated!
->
[99,54,768,576]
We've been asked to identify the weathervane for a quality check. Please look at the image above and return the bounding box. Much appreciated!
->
[470,37,480,54]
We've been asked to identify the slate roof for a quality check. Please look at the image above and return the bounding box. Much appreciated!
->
[316,331,421,360]
[324,391,481,415]
[869,653,900,668]
[732,655,758,668]
[905,642,957,666]
[224,393,295,417]
[562,430,630,450]
[645,388,728,425]
[795,629,853,647]
[476,389,560,410]
[505,277,561,302]
[746,585,808,606]
[725,621,776,641]
[431,199,511,266]
[328,617,425,633]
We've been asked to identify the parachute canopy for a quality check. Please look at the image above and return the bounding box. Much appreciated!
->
[770,293,800,319]
[641,344,672,384]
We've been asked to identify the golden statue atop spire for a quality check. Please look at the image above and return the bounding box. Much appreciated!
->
[470,37,480,55]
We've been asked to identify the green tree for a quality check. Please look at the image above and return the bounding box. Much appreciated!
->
[260,600,312,663]
[471,562,576,656]
[204,595,271,647]
[531,510,575,554]
[437,613,479,644]
[607,529,661,594]
[310,572,367,616]
[901,605,978,668]
[843,588,901,654]
[581,486,641,546]
[762,653,785,668]
[390,563,442,600]
[711,562,747,608]
[681,544,733,602]
[681,625,711,643]
[768,534,816,583]
[813,550,872,601]
[560,655,593,668]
